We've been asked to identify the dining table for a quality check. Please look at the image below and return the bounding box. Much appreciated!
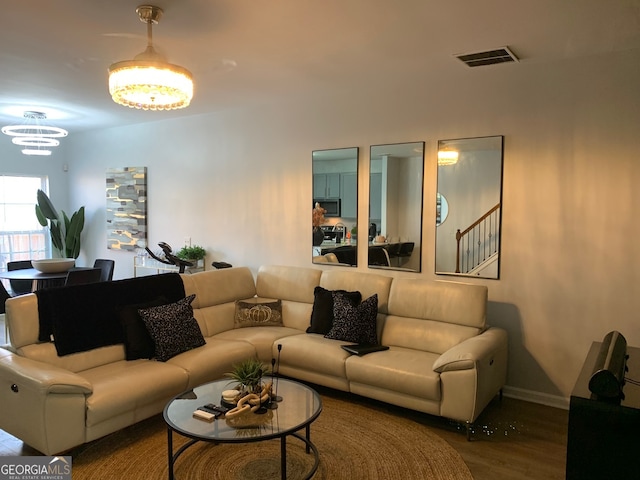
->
[0,268,70,291]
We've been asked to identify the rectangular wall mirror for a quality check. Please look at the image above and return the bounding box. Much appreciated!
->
[435,135,504,279]
[368,141,424,272]
[312,147,359,267]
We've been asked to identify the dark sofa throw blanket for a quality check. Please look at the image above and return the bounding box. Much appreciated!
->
[36,273,185,356]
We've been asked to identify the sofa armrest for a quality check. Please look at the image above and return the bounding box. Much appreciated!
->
[0,352,93,395]
[0,351,93,454]
[433,327,508,373]
[435,327,508,424]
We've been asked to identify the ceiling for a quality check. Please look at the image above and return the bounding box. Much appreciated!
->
[1,0,638,134]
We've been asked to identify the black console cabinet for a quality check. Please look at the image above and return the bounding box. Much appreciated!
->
[566,342,640,480]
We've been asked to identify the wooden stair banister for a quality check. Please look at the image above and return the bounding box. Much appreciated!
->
[455,203,501,273]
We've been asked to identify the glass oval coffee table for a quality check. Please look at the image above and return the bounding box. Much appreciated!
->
[163,378,322,480]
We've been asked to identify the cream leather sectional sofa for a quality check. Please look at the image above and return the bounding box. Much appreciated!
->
[0,265,507,455]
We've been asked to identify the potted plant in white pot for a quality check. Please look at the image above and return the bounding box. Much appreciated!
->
[35,189,85,259]
[176,244,206,268]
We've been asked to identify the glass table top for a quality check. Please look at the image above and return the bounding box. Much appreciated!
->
[164,378,322,442]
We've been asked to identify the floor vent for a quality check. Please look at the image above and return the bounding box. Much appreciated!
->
[455,46,519,67]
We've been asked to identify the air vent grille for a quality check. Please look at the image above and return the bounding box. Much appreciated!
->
[455,47,519,67]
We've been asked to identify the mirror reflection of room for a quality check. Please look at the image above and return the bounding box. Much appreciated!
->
[368,141,424,272]
[435,135,504,279]
[312,147,358,267]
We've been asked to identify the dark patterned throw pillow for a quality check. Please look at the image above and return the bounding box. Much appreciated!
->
[138,294,205,362]
[117,296,168,360]
[325,292,378,344]
[307,286,362,335]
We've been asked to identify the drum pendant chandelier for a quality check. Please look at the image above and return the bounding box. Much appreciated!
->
[108,5,193,111]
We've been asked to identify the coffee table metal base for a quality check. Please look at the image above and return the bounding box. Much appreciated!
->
[167,423,319,480]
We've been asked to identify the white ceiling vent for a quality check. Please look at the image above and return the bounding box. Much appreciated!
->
[455,46,519,67]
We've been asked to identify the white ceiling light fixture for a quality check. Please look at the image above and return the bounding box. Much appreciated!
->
[108,5,194,111]
[1,111,68,156]
[437,150,459,166]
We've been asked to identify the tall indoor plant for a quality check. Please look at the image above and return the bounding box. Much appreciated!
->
[35,189,85,259]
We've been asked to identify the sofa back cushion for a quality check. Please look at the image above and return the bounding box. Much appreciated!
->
[6,294,40,350]
[182,267,256,309]
[182,267,257,336]
[382,316,481,354]
[255,265,322,331]
[319,269,392,314]
[36,273,185,348]
[16,343,126,373]
[383,278,487,354]
[318,270,392,343]
[256,265,321,304]
[7,296,125,372]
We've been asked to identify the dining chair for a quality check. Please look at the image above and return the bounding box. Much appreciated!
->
[397,242,415,266]
[385,243,402,266]
[7,260,34,295]
[368,246,391,267]
[0,282,10,311]
[93,259,115,282]
[1,281,11,340]
[65,268,102,286]
[330,246,357,266]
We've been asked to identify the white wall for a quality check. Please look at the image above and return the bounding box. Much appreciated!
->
[51,49,640,403]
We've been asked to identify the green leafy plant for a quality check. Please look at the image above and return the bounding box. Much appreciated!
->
[225,357,266,391]
[176,244,206,260]
[35,189,85,259]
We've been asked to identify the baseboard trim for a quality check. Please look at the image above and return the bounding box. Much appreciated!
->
[502,385,569,410]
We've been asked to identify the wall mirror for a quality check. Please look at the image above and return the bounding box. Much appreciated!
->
[312,147,359,267]
[435,135,504,279]
[368,141,424,272]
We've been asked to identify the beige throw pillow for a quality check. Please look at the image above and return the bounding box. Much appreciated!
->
[234,298,283,328]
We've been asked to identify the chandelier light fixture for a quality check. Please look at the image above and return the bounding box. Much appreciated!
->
[437,150,459,166]
[108,5,194,111]
[1,111,68,156]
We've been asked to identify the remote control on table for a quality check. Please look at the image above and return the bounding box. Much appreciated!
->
[203,403,229,414]
[192,409,216,422]
[197,406,223,418]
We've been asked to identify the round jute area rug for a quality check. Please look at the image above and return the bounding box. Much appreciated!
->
[71,393,472,480]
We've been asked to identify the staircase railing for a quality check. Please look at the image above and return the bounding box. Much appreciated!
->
[455,203,501,274]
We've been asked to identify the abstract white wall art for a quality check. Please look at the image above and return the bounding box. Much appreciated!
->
[106,166,147,251]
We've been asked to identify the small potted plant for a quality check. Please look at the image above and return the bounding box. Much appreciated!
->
[225,357,267,396]
[176,244,206,267]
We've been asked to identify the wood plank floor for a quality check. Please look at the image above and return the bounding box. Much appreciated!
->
[0,315,568,479]
[428,396,568,480]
